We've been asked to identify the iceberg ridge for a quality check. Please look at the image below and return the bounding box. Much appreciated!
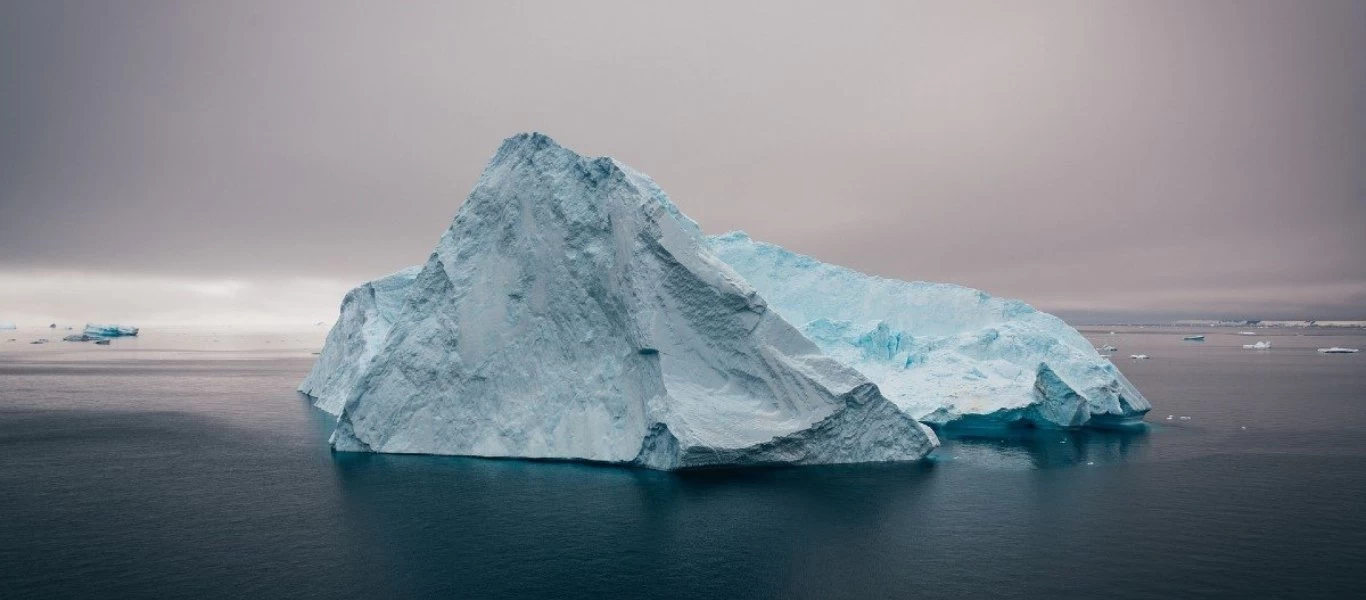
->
[708,232,1150,430]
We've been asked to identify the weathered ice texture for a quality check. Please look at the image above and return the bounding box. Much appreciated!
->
[299,266,421,414]
[310,133,937,469]
[709,232,1150,429]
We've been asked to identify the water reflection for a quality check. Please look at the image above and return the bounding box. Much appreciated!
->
[933,425,1151,470]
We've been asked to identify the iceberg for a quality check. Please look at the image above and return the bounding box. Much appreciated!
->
[1241,341,1271,350]
[708,232,1151,430]
[299,266,422,414]
[0,322,15,330]
[305,133,937,469]
[84,324,138,337]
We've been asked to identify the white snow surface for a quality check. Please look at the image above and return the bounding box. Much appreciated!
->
[310,133,937,469]
[708,232,1151,429]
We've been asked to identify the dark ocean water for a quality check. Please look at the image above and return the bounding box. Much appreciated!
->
[2,327,1365,599]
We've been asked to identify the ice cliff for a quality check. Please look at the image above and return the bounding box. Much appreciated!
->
[299,266,422,414]
[708,232,1150,429]
[305,133,937,469]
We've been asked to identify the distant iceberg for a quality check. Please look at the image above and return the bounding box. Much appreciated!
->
[84,324,139,337]
[709,232,1151,430]
[0,322,15,330]
[303,133,937,469]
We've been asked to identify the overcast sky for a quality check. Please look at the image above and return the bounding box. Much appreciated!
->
[2,0,1364,326]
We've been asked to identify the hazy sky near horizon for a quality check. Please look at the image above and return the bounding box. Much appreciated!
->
[2,0,1364,325]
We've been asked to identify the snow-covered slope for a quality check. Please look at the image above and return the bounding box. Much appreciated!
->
[299,266,421,414]
[709,232,1150,429]
[311,133,937,469]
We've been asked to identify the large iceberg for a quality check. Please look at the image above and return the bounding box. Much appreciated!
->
[708,232,1150,429]
[84,324,139,337]
[305,133,937,469]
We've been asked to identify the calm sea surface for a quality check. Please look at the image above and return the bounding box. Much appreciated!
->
[2,326,1365,599]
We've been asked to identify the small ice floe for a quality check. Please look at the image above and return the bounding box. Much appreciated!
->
[1238,331,1257,336]
[1087,462,1095,466]
[1179,416,1192,420]
[1109,331,1116,335]
[62,334,99,342]
[1241,341,1271,350]
[30,338,49,344]
[1100,345,1119,352]
[1183,335,1206,341]
[0,322,16,330]
[1241,426,1247,430]
[1130,354,1150,359]
[1166,415,1174,420]
[1317,347,1360,354]
[94,339,111,345]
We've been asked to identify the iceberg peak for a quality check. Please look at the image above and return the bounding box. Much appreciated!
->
[307,134,937,469]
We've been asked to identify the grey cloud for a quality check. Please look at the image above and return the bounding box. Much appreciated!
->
[1,0,1363,323]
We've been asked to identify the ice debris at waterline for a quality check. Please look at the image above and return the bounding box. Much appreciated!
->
[84,324,138,337]
[709,233,1150,430]
[1242,341,1271,350]
[302,133,937,469]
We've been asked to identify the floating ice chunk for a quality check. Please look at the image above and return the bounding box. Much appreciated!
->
[1317,347,1359,354]
[84,324,139,337]
[709,232,1151,430]
[306,133,937,469]
[1130,354,1150,359]
[1238,331,1257,336]
[1182,335,1205,341]
[94,339,111,345]
[1241,341,1271,350]
[62,334,99,342]
[1100,345,1119,352]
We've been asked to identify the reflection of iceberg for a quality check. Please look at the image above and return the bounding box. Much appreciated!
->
[710,233,1151,430]
[937,427,1149,470]
[1242,341,1271,350]
[1317,347,1360,354]
[84,324,139,337]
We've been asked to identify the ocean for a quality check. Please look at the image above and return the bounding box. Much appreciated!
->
[2,326,1364,599]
